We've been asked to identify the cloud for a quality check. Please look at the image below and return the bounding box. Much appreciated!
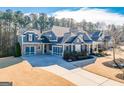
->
[52,8,124,25]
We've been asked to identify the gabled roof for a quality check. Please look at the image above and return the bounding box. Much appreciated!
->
[92,31,102,37]
[66,36,77,43]
[52,26,70,37]
[91,31,103,41]
[104,36,111,42]
[57,29,93,44]
[41,31,57,42]
[58,37,64,43]
[40,36,50,43]
[76,32,93,44]
[20,29,41,35]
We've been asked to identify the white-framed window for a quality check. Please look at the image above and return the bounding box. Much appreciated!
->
[28,34,33,41]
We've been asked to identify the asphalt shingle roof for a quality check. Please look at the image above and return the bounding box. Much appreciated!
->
[104,36,111,42]
[91,31,102,41]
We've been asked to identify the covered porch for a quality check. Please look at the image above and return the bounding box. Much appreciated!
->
[52,44,92,57]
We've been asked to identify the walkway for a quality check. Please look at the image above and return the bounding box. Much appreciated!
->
[41,66,124,86]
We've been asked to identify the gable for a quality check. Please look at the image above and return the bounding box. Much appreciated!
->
[73,37,83,44]
[41,31,57,42]
[91,31,103,41]
[66,34,84,44]
[52,26,70,37]
[23,32,40,42]
[41,36,50,43]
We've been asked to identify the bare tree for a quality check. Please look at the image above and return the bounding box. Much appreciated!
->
[109,24,124,79]
[109,25,122,63]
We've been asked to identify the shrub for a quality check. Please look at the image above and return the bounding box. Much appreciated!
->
[14,42,21,57]
[63,51,88,61]
[98,49,104,53]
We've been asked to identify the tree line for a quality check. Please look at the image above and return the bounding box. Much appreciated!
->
[0,9,124,57]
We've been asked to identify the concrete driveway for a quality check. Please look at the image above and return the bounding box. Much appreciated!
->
[22,55,77,70]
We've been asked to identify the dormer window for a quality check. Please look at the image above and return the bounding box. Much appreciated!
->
[28,34,33,41]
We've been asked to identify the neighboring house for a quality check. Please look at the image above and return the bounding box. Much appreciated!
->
[18,26,111,57]
[103,36,113,49]
[91,31,112,51]
[91,31,104,53]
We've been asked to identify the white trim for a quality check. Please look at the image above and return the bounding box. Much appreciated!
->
[23,42,53,45]
[34,46,36,55]
[85,32,92,40]
[49,40,57,41]
[24,30,41,35]
[56,43,85,46]
[42,44,44,54]
[23,42,41,44]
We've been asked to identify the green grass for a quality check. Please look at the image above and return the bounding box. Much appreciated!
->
[0,57,23,69]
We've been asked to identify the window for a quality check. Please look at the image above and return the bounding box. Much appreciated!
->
[28,34,33,41]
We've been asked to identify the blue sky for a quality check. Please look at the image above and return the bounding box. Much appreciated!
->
[0,7,124,15]
[0,7,81,14]
[0,7,124,25]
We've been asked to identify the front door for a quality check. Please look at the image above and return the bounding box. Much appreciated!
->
[44,44,47,53]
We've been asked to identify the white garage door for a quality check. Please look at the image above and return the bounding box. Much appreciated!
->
[25,46,36,55]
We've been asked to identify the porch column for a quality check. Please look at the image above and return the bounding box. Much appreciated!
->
[62,45,65,57]
[21,35,24,56]
[88,44,90,54]
[96,43,99,53]
[52,45,53,55]
[71,44,73,52]
[92,43,94,53]
[42,44,44,54]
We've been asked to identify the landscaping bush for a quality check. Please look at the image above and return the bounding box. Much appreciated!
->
[98,49,104,53]
[14,42,21,57]
[63,51,89,61]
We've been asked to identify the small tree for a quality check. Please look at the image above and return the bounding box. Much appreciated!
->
[109,24,124,79]
[14,42,21,57]
[109,25,120,62]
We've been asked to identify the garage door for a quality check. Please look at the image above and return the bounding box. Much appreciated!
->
[25,46,35,55]
[52,46,63,56]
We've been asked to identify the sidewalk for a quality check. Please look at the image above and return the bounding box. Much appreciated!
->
[40,65,124,86]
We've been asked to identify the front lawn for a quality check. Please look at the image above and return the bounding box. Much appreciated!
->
[83,54,124,84]
[0,57,75,86]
